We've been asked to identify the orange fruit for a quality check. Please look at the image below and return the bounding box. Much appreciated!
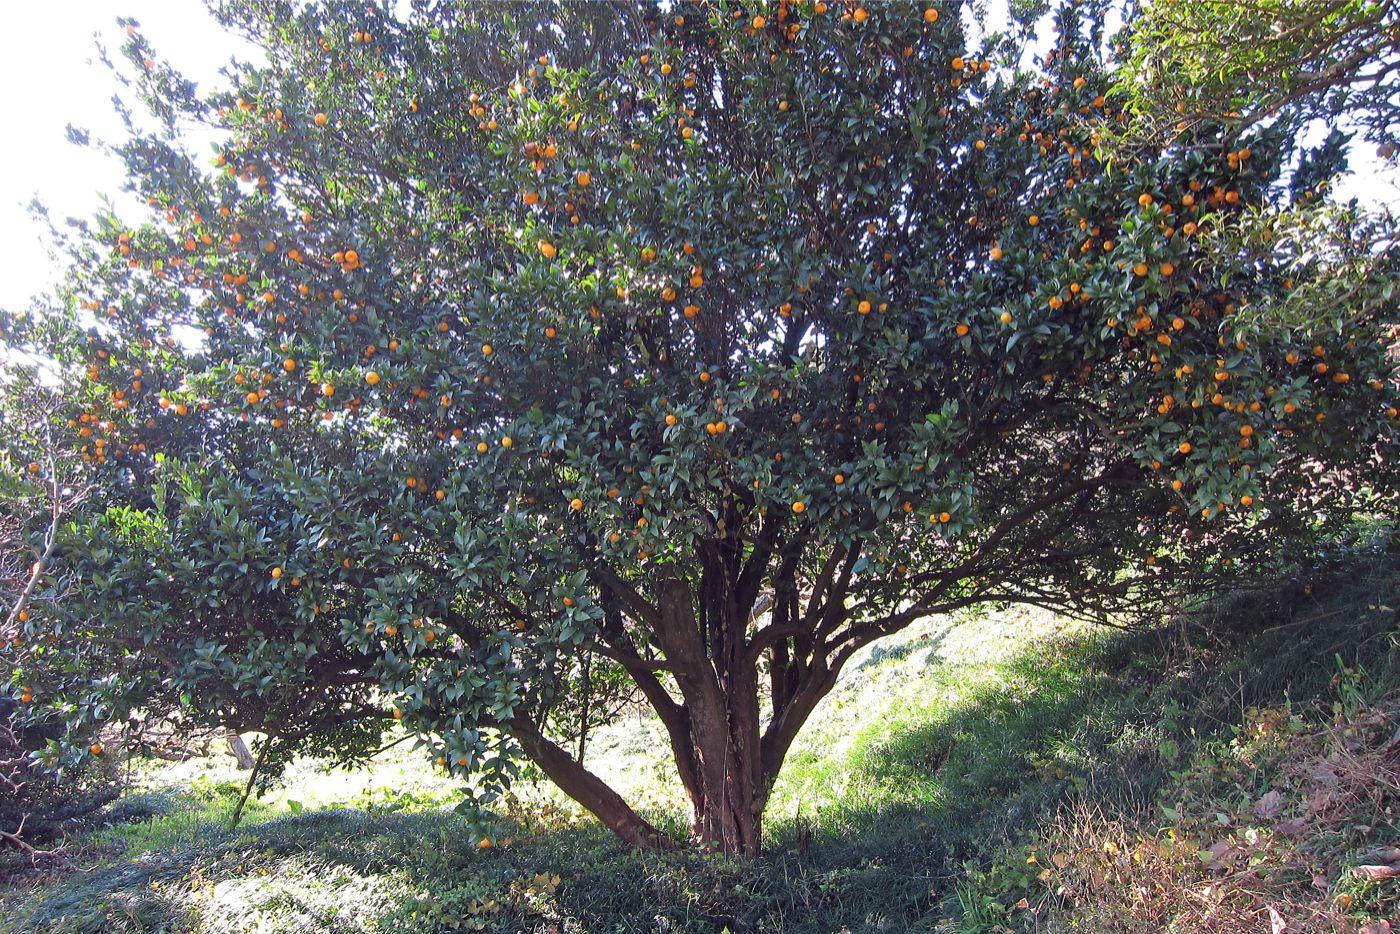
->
[313,112,328,126]
[271,567,283,579]
[792,501,806,513]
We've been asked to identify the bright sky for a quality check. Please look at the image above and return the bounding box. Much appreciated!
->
[0,2,258,313]
[0,3,1393,314]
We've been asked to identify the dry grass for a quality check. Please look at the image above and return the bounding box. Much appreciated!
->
[1027,690,1400,932]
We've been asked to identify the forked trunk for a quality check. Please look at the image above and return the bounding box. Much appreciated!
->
[518,561,841,856]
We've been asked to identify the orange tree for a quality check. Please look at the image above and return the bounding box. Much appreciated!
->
[3,0,1398,854]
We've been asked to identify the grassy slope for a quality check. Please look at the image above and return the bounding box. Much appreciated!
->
[3,551,1399,933]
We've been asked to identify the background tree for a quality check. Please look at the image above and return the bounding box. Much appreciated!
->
[3,0,1396,856]
[1111,0,1400,159]
[0,375,116,864]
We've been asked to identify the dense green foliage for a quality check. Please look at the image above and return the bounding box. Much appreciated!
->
[1,0,1396,853]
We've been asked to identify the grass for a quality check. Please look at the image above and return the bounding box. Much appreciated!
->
[3,547,1399,932]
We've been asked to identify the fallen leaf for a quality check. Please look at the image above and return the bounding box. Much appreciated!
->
[1204,839,1244,869]
[1359,922,1393,934]
[1352,865,1400,881]
[1253,790,1284,819]
[1275,816,1310,836]
[1268,905,1287,934]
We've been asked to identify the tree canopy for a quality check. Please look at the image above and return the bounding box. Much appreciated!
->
[2,0,1397,855]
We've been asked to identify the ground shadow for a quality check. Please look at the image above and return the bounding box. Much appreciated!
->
[11,564,1399,933]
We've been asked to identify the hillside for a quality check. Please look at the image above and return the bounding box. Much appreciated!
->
[3,552,1400,933]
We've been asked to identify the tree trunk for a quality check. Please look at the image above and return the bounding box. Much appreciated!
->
[556,561,857,856]
[657,574,767,855]
[511,715,675,851]
[226,730,256,770]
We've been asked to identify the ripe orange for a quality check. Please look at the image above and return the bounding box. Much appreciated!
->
[271,566,283,579]
[538,241,557,259]
[476,441,489,454]
[857,300,872,314]
[314,112,328,126]
[924,8,939,22]
[792,501,806,514]
[501,436,513,449]
[1178,442,1192,454]
[752,15,766,28]
[366,371,380,385]
[570,498,584,511]
[665,414,678,426]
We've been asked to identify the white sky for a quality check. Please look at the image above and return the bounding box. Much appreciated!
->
[0,2,258,313]
[0,2,1393,313]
